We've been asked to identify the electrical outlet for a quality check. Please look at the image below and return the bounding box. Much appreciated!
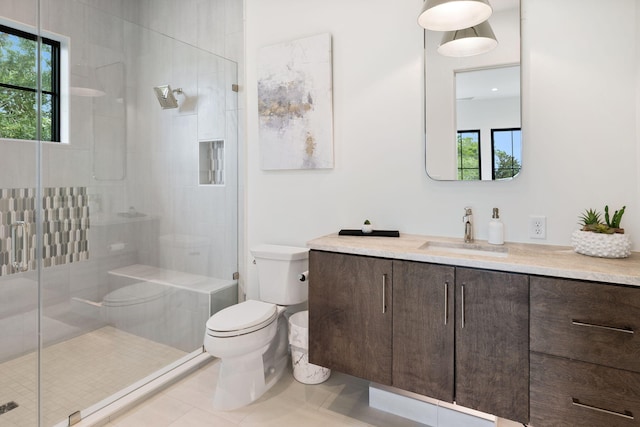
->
[529,215,546,239]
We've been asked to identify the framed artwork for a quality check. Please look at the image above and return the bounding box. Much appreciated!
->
[257,33,334,170]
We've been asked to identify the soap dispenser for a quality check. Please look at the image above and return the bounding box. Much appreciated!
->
[488,208,504,245]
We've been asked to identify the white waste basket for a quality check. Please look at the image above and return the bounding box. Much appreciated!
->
[288,310,331,384]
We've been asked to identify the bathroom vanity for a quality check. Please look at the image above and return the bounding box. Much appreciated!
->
[307,233,640,426]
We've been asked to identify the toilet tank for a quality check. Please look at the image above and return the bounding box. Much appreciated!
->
[251,244,309,305]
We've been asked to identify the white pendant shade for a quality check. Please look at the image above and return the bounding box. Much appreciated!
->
[418,0,493,31]
[437,20,498,57]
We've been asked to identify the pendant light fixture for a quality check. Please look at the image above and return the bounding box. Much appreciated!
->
[437,20,498,57]
[418,0,493,31]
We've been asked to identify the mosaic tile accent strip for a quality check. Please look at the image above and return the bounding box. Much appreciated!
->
[0,187,89,276]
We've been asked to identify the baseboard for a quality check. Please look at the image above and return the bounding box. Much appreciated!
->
[369,384,496,427]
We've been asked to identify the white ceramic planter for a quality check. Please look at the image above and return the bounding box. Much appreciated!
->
[571,229,632,259]
[362,224,373,233]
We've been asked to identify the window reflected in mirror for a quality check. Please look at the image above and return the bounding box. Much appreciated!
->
[457,130,481,180]
[492,128,521,180]
[455,65,521,180]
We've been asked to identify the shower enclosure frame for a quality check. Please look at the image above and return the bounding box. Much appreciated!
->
[0,1,241,426]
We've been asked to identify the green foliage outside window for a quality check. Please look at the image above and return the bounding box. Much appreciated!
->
[494,149,522,179]
[0,26,57,141]
[492,129,522,179]
[457,132,480,180]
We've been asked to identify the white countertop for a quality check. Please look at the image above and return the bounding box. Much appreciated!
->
[307,233,640,286]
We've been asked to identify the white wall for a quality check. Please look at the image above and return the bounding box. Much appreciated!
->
[244,0,638,298]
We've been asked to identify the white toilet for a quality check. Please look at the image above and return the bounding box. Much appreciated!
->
[203,244,309,410]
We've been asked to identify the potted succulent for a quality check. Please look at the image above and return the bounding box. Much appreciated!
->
[572,205,631,258]
[361,219,373,234]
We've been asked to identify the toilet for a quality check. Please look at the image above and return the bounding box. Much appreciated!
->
[203,244,309,410]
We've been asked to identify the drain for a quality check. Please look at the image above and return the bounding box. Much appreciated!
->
[0,401,18,415]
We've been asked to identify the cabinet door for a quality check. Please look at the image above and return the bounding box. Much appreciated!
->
[455,267,529,423]
[308,250,393,385]
[392,260,455,401]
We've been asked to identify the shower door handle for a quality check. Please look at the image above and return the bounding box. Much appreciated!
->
[11,221,29,272]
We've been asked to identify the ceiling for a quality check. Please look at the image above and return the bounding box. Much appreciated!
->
[456,65,520,100]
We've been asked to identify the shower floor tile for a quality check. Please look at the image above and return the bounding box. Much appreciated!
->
[0,326,187,427]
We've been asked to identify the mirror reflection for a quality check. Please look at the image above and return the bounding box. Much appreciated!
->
[425,0,521,181]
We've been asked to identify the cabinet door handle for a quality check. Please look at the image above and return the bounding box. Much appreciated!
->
[460,284,465,329]
[444,282,449,325]
[572,320,634,335]
[572,398,634,420]
[382,273,387,314]
[11,221,29,272]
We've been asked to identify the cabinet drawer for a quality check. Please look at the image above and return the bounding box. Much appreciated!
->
[530,276,640,372]
[531,353,640,427]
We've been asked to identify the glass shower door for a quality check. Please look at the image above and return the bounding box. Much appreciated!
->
[36,1,239,426]
[0,1,45,425]
[2,1,239,425]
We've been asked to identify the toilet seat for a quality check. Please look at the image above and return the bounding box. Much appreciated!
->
[206,300,277,337]
[103,282,168,307]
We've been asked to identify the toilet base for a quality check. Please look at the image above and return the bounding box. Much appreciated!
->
[212,316,289,411]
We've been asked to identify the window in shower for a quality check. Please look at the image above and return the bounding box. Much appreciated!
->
[199,140,225,185]
[0,24,61,142]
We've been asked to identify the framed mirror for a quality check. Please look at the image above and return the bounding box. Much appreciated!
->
[424,0,521,181]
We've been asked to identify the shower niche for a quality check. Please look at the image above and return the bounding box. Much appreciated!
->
[199,140,225,185]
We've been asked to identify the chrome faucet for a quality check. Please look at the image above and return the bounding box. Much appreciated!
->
[463,207,474,243]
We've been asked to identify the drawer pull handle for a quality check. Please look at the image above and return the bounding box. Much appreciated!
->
[572,320,634,335]
[572,398,634,420]
[461,284,465,329]
[444,282,449,325]
[382,274,387,314]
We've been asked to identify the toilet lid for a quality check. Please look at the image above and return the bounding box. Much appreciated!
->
[206,300,277,337]
[103,282,168,306]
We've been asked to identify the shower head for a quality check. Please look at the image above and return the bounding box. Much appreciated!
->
[153,85,183,109]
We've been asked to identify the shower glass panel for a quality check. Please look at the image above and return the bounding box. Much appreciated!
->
[0,2,40,425]
[1,1,239,426]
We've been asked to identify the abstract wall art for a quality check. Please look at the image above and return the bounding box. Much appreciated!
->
[257,33,334,170]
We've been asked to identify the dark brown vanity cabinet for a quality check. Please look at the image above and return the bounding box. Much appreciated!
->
[455,267,529,424]
[308,250,393,385]
[394,262,529,422]
[392,260,455,402]
[309,252,530,423]
[530,276,640,427]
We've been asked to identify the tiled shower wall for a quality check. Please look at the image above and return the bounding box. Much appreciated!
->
[0,0,243,281]
[0,187,89,276]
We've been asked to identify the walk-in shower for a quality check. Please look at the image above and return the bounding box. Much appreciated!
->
[0,1,240,426]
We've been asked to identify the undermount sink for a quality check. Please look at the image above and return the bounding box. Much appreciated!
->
[418,240,509,258]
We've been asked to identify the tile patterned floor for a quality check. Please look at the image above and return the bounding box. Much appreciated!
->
[106,359,525,427]
[106,359,427,427]
[0,328,525,427]
[0,327,186,427]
